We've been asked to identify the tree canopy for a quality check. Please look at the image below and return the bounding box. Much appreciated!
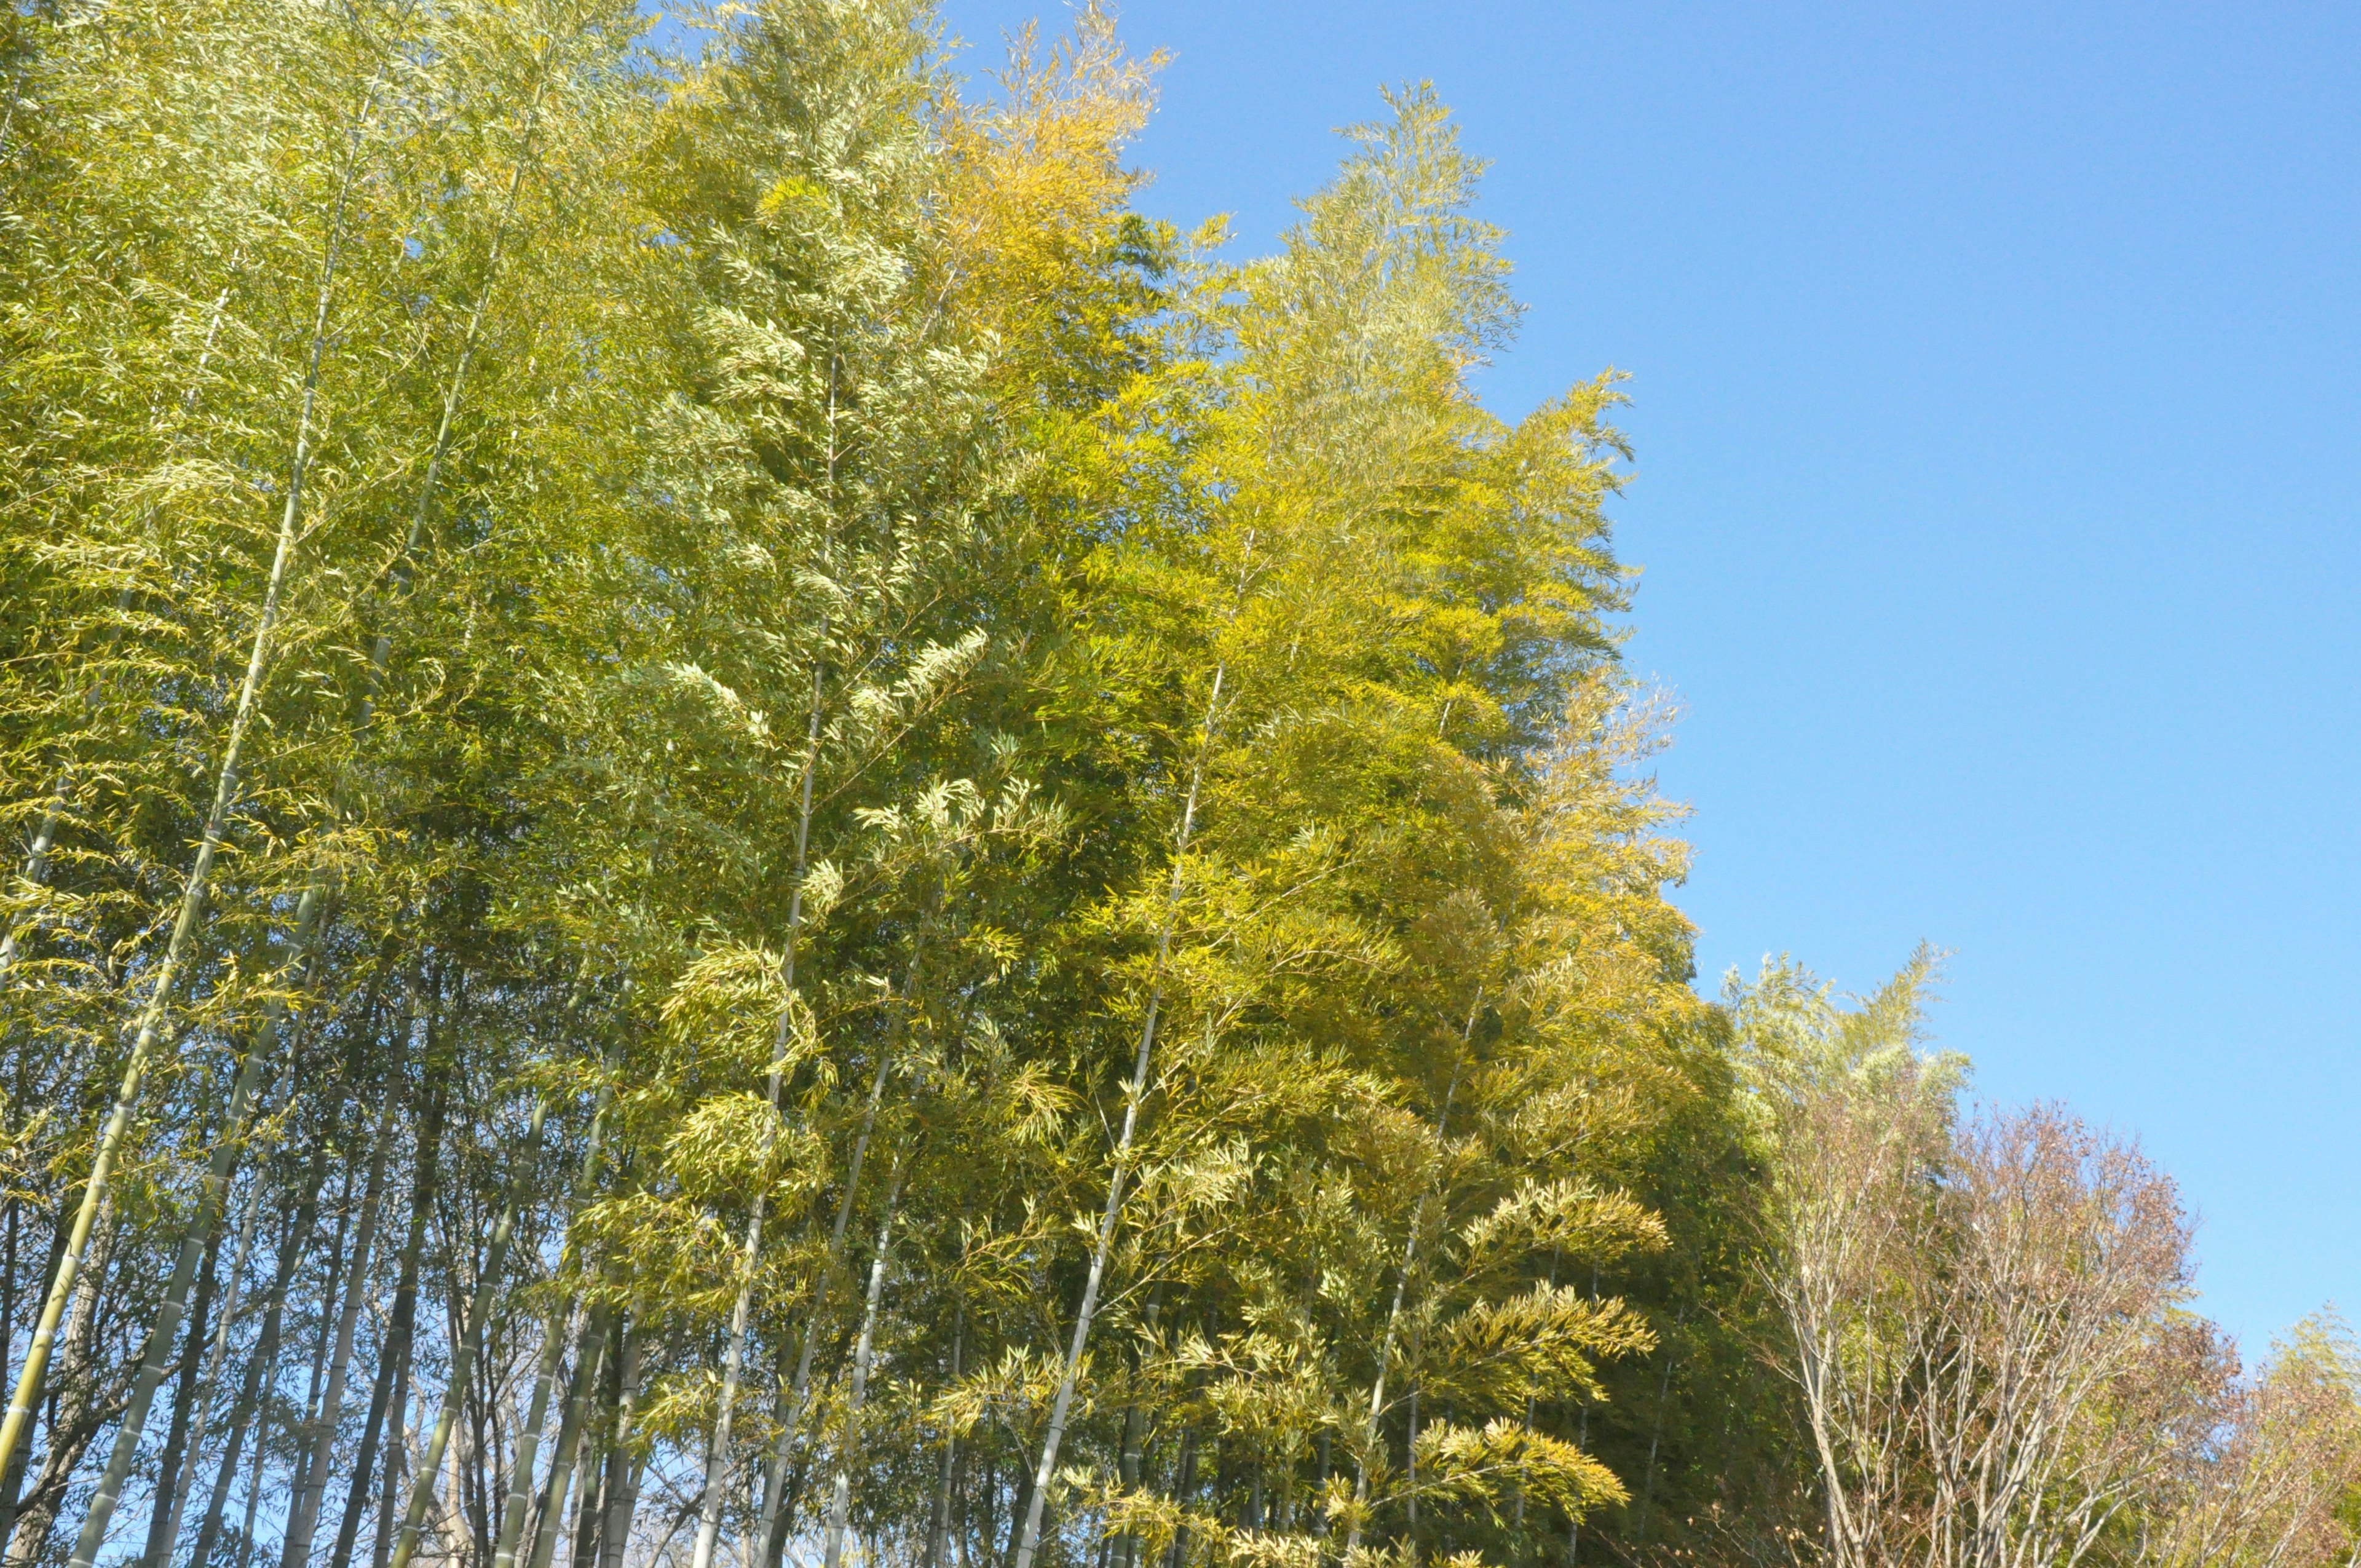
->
[1,4,2349,1568]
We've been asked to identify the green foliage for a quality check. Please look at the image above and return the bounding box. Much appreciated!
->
[0,7,1872,1568]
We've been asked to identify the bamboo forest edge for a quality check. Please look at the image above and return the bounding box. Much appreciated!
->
[1,4,2352,1568]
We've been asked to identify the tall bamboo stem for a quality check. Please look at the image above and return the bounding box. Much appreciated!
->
[820,1150,907,1568]
[753,929,923,1566]
[524,1301,612,1568]
[1343,1004,1477,1554]
[0,17,398,1486]
[63,884,331,1567]
[384,1088,553,1568]
[689,646,826,1568]
[1010,662,1227,1568]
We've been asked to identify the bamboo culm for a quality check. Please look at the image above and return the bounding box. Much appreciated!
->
[132,1209,222,1565]
[384,1090,553,1568]
[596,1324,647,1568]
[821,1150,908,1568]
[491,1056,618,1568]
[526,1302,612,1568]
[277,1023,409,1568]
[333,1061,446,1568]
[64,878,333,1567]
[1010,663,1226,1568]
[145,1161,268,1568]
[0,26,397,1484]
[690,649,826,1568]
[1343,1007,1476,1555]
[754,937,920,1567]
[191,1147,331,1568]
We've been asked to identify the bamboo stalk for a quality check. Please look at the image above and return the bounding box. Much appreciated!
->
[595,1325,646,1568]
[384,1088,553,1568]
[146,1155,268,1568]
[1343,1005,1477,1555]
[331,1051,446,1568]
[753,930,923,1566]
[277,1020,409,1568]
[191,1146,331,1568]
[689,646,826,1568]
[525,1302,612,1568]
[0,14,397,1485]
[1010,662,1225,1568]
[820,1149,908,1568]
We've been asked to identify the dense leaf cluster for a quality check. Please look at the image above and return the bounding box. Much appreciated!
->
[0,4,1797,1568]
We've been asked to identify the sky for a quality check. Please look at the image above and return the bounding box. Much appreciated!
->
[920,0,2361,1352]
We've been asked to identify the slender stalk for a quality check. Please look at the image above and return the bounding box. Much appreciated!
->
[277,1026,408,1568]
[333,1055,447,1568]
[820,1150,908,1568]
[135,1209,223,1565]
[923,1308,965,1568]
[6,1193,114,1563]
[285,1160,361,1524]
[1111,1293,1162,1568]
[596,1326,646,1568]
[1162,1430,1199,1568]
[1010,663,1227,1568]
[65,895,336,1568]
[1343,1007,1477,1554]
[0,17,394,1486]
[689,646,826,1568]
[525,1302,612,1568]
[571,1326,625,1568]
[489,1307,574,1568]
[490,1056,619,1568]
[384,1089,553,1568]
[753,933,922,1565]
[191,1148,331,1568]
[149,1142,271,1567]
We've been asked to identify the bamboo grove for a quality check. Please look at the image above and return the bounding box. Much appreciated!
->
[5,4,2354,1568]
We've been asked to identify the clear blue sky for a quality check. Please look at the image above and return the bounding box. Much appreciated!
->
[930,0,2361,1352]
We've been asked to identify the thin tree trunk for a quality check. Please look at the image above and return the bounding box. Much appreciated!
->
[525,1303,611,1568]
[6,1199,117,1567]
[1019,551,1253,1568]
[820,1153,907,1568]
[385,1088,554,1568]
[923,1310,965,1568]
[1162,1430,1198,1568]
[136,1212,223,1562]
[690,649,826,1568]
[0,28,395,1482]
[150,1160,271,1568]
[191,1152,331,1568]
[279,1031,408,1568]
[490,1304,571,1568]
[595,1326,645,1568]
[754,930,923,1566]
[333,1060,446,1568]
[1011,667,1227,1568]
[370,1347,409,1568]
[0,1218,60,1549]
[1343,1003,1478,1556]
[1633,1304,1684,1545]
[66,883,333,1568]
[490,1059,617,1568]
[570,1323,624,1568]
[282,1159,360,1536]
[1404,1389,1418,1558]
[1111,1291,1161,1568]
